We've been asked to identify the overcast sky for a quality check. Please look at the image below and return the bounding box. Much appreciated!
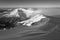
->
[0,0,60,8]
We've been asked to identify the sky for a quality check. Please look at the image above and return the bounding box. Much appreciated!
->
[0,0,60,8]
